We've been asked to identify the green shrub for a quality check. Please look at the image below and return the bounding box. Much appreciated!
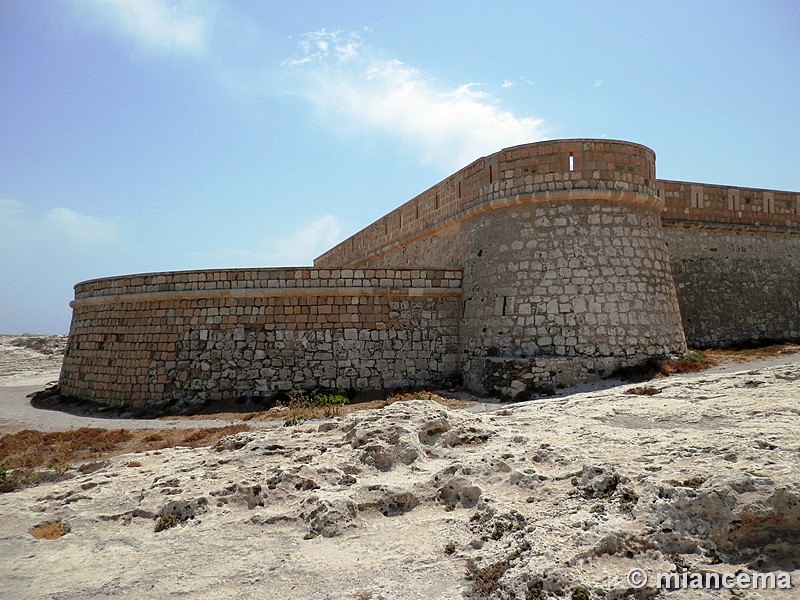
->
[283,389,350,426]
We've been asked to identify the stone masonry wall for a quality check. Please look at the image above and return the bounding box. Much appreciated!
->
[458,201,687,392]
[328,197,689,397]
[61,268,462,408]
[665,228,800,347]
[313,139,800,383]
[658,180,800,230]
[317,196,689,397]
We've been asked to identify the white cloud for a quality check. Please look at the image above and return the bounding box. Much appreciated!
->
[0,199,27,241]
[501,79,514,88]
[46,207,120,246]
[268,214,342,265]
[283,29,363,67]
[0,201,120,252]
[286,33,547,169]
[75,0,214,55]
[594,79,604,87]
[194,215,343,267]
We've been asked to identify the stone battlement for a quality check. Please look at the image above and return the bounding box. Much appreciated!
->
[73,267,462,300]
[316,140,799,268]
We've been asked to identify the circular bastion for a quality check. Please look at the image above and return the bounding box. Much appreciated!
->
[458,140,687,393]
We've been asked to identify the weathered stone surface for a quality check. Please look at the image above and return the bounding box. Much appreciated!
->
[60,271,462,408]
[5,356,800,599]
[666,228,800,346]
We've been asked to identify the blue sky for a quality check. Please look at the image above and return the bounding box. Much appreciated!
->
[1,1,799,334]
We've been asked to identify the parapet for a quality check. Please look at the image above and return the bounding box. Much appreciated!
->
[315,139,659,268]
[72,267,461,302]
[657,179,800,230]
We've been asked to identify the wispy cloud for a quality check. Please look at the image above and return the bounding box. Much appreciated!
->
[283,29,362,67]
[594,79,604,87]
[501,79,514,89]
[267,214,342,265]
[193,214,343,267]
[46,207,120,246]
[0,198,25,218]
[285,30,547,169]
[0,199,27,241]
[73,0,215,55]
[0,201,120,248]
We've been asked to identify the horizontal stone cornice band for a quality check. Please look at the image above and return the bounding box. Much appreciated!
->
[346,189,663,267]
[69,285,462,308]
[662,219,800,235]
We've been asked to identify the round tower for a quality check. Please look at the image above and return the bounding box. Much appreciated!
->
[459,139,687,395]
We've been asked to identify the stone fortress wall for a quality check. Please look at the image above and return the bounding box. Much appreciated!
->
[316,141,689,394]
[60,139,800,407]
[61,269,462,408]
[657,179,800,347]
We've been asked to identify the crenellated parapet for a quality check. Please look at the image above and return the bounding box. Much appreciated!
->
[657,179,800,231]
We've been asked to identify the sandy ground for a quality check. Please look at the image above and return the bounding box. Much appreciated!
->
[1,333,796,434]
[1,336,798,599]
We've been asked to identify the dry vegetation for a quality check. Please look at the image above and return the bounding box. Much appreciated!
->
[0,425,249,493]
[0,393,473,494]
[28,519,70,540]
[702,342,799,364]
[615,343,798,381]
[160,389,476,423]
[625,385,662,396]
[3,344,796,496]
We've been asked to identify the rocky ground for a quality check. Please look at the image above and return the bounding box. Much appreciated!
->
[0,337,798,599]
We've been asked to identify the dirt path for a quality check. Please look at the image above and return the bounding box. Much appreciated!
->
[0,381,247,433]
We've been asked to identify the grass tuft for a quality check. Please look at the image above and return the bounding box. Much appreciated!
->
[283,389,350,426]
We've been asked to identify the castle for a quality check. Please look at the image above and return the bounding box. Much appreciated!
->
[59,139,800,408]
